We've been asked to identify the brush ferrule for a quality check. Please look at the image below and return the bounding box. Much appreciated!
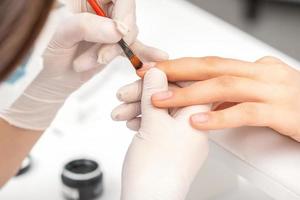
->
[118,39,134,58]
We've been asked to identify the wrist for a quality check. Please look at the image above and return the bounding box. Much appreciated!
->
[0,72,76,131]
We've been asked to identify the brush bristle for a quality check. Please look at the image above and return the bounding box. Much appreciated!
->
[130,55,143,70]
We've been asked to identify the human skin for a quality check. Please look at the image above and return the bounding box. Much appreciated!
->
[0,119,42,187]
[137,56,300,142]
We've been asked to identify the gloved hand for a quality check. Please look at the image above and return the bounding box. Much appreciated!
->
[111,78,196,131]
[0,0,168,130]
[112,68,210,200]
[63,0,167,65]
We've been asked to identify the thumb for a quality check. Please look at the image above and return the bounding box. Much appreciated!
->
[142,68,169,118]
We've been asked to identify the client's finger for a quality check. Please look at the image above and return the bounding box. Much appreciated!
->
[190,102,271,130]
[138,57,263,82]
[152,76,272,108]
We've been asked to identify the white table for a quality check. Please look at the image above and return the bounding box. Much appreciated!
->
[1,0,300,199]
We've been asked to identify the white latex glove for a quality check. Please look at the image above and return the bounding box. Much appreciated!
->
[113,68,210,200]
[111,79,196,131]
[0,0,168,130]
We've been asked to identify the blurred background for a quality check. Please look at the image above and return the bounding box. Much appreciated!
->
[1,0,300,199]
[188,0,300,61]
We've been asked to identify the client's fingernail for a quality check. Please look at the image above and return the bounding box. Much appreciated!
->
[191,113,209,123]
[152,91,173,101]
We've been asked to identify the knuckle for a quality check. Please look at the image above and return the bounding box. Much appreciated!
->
[257,56,281,63]
[202,56,223,67]
[257,57,292,82]
[216,76,235,87]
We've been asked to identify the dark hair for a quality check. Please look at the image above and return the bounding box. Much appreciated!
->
[0,0,55,81]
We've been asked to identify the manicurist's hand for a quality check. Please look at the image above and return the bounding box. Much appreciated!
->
[64,0,168,66]
[112,69,209,200]
[0,0,168,131]
[138,56,300,142]
[0,0,168,185]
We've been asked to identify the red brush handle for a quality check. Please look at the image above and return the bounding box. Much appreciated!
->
[87,0,107,17]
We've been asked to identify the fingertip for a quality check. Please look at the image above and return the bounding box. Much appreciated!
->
[116,90,123,101]
[97,44,122,65]
[143,62,157,69]
[116,80,142,103]
[116,85,128,102]
[111,104,127,121]
[190,119,209,131]
[190,113,209,123]
[151,97,166,108]
[136,62,157,76]
[126,118,141,131]
[142,68,168,91]
[189,113,212,131]
[136,69,145,78]
[140,67,170,117]
[126,122,138,132]
[111,107,129,121]
[111,110,120,121]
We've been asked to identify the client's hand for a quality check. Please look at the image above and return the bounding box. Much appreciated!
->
[138,57,300,142]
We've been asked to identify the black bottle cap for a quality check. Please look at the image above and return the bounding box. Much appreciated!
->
[61,159,103,200]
